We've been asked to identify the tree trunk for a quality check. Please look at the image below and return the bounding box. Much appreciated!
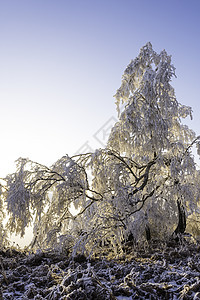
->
[174,200,186,235]
[145,224,151,241]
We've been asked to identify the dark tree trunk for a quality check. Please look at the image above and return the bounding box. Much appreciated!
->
[145,224,151,241]
[174,200,186,235]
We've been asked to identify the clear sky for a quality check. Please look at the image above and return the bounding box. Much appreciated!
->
[0,0,200,178]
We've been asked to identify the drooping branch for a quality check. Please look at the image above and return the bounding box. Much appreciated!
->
[128,159,156,199]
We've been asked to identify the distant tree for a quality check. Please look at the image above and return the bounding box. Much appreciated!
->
[0,183,7,247]
[1,43,200,255]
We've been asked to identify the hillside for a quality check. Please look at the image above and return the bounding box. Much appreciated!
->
[1,239,200,299]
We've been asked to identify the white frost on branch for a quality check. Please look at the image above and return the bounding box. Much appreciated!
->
[0,43,200,255]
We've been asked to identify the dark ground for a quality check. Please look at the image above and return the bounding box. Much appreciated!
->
[1,239,200,299]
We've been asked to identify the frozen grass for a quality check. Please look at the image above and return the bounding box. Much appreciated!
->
[1,239,200,299]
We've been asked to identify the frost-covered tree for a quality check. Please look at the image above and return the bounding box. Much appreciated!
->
[0,183,7,247]
[106,42,200,241]
[1,43,200,255]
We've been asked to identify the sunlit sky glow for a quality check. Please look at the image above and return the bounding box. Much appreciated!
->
[0,0,200,178]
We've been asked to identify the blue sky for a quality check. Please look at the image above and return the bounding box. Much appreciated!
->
[0,0,200,177]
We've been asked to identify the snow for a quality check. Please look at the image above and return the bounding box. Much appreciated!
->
[1,240,200,299]
[116,297,132,300]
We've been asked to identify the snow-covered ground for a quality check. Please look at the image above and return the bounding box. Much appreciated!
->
[1,240,200,299]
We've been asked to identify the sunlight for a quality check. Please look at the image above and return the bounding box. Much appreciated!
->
[69,202,81,216]
[9,227,33,249]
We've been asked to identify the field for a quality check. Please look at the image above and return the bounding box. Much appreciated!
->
[1,238,200,299]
